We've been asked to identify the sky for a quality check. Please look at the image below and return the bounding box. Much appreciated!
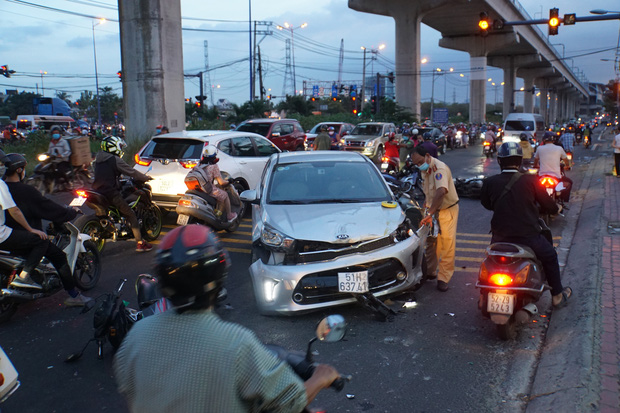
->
[0,0,618,108]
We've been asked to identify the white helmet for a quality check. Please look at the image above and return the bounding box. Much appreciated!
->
[412,129,419,135]
[201,144,217,160]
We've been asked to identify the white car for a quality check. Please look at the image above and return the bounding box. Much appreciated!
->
[133,130,281,210]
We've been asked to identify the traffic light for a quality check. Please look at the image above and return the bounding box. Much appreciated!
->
[195,101,201,108]
[266,94,272,100]
[478,12,490,37]
[1,65,15,78]
[117,70,122,81]
[370,96,376,114]
[353,109,358,115]
[332,97,337,102]
[311,97,316,101]
[548,8,560,36]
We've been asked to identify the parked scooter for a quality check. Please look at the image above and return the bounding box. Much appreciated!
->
[0,222,101,323]
[0,346,19,403]
[476,238,550,340]
[265,315,351,395]
[72,178,162,252]
[27,153,92,195]
[176,172,246,233]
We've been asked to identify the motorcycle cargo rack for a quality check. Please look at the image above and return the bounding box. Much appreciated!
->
[486,243,537,260]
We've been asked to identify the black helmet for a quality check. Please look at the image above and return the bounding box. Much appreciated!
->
[519,133,530,142]
[3,153,27,175]
[155,225,229,310]
[423,132,432,140]
[543,131,555,142]
[497,142,523,158]
[135,274,162,310]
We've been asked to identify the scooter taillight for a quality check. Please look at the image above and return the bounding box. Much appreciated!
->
[184,178,201,190]
[483,141,490,146]
[75,189,88,199]
[489,273,513,286]
[381,156,389,163]
[539,176,559,188]
[178,199,192,207]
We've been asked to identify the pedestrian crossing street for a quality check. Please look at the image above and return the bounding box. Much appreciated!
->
[150,222,561,272]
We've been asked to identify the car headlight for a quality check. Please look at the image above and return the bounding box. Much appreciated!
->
[365,140,375,147]
[390,219,412,242]
[262,277,279,303]
[261,225,295,251]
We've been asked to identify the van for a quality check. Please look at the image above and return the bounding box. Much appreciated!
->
[16,115,76,132]
[502,113,545,144]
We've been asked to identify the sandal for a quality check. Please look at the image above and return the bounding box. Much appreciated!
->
[553,287,573,308]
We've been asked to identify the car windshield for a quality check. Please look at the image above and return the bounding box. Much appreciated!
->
[351,124,382,136]
[309,124,340,134]
[504,120,535,131]
[267,161,391,204]
[141,138,204,160]
[236,122,271,137]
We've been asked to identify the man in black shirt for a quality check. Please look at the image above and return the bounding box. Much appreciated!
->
[480,142,572,308]
[3,153,92,306]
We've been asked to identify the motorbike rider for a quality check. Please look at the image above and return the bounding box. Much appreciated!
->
[48,125,73,182]
[420,132,438,158]
[480,142,572,308]
[559,127,575,168]
[518,133,535,168]
[313,125,331,151]
[399,131,416,170]
[534,131,573,203]
[327,126,339,149]
[191,145,238,223]
[93,136,153,252]
[2,153,92,305]
[113,225,340,413]
[384,132,400,170]
[484,127,496,152]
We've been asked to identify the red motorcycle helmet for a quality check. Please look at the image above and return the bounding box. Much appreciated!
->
[155,225,229,309]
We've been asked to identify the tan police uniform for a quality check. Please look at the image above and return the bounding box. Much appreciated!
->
[421,157,459,284]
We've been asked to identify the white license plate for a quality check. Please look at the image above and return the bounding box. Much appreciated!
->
[487,292,516,315]
[155,180,172,193]
[338,271,369,293]
[546,188,554,196]
[176,214,189,226]
[381,163,389,169]
[69,197,86,207]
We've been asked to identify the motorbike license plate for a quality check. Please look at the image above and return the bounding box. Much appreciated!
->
[546,188,554,196]
[176,214,190,226]
[487,292,516,315]
[338,271,369,293]
[69,197,86,207]
[381,163,389,170]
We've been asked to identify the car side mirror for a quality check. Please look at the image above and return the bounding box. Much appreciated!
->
[342,131,349,136]
[240,189,259,204]
[271,132,280,138]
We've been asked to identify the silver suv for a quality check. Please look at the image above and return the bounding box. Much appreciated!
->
[341,122,397,163]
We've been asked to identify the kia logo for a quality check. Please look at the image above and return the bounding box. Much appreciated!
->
[336,234,349,240]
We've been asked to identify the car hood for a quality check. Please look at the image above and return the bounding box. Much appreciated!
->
[345,134,379,142]
[263,202,403,243]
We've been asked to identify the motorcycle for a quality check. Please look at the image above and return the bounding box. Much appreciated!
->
[476,236,551,340]
[27,153,93,195]
[72,178,163,252]
[0,222,101,323]
[265,314,351,405]
[0,346,19,403]
[482,141,495,158]
[379,155,399,175]
[583,135,591,149]
[176,172,246,233]
[454,176,484,199]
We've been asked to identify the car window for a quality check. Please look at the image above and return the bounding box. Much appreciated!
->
[218,139,232,155]
[142,138,204,160]
[267,161,391,203]
[254,137,279,156]
[505,120,535,131]
[271,124,282,135]
[236,122,271,137]
[294,123,304,133]
[231,136,255,157]
[309,124,323,134]
[351,124,381,136]
[281,124,294,135]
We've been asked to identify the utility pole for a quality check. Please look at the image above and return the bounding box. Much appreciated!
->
[204,41,213,106]
[258,46,265,100]
[361,48,367,115]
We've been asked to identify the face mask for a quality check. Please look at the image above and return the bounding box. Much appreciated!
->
[52,133,61,140]
[418,162,430,172]
[156,129,161,134]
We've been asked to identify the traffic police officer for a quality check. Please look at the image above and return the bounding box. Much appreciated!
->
[411,145,459,291]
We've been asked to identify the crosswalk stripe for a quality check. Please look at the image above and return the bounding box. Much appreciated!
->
[457,233,490,238]
[219,238,252,244]
[456,256,483,262]
[456,267,480,273]
[456,247,486,253]
[458,239,491,245]
[227,247,251,254]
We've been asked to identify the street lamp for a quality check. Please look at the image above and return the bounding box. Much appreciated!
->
[92,18,105,126]
[360,44,386,114]
[40,70,47,96]
[430,68,443,124]
[276,22,307,95]
[590,9,620,14]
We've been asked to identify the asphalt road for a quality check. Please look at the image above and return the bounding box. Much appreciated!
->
[0,135,600,413]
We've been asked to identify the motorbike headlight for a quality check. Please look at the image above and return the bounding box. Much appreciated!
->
[37,154,49,162]
[261,225,295,251]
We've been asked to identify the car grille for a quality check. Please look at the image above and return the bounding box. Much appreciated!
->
[291,259,406,305]
[286,236,394,264]
[345,141,366,147]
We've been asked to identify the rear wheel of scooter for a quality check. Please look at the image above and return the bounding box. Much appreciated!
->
[0,301,18,324]
[496,316,518,340]
[74,240,101,290]
[75,215,106,252]
[139,204,162,241]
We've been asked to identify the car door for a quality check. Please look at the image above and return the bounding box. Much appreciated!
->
[269,124,286,150]
[280,123,296,151]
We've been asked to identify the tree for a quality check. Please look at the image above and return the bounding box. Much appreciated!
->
[0,91,39,118]
[275,95,313,116]
[55,91,72,106]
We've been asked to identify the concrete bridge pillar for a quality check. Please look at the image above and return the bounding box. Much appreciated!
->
[523,76,535,113]
[502,60,516,117]
[118,0,185,142]
[535,78,548,124]
[549,90,558,124]
[469,55,488,124]
[393,13,422,120]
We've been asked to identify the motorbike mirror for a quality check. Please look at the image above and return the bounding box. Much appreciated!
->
[315,314,346,343]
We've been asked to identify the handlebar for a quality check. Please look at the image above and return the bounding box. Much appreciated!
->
[331,374,352,391]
